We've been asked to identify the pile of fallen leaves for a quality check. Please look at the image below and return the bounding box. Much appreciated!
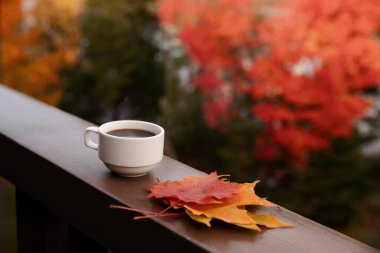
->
[110,172,292,231]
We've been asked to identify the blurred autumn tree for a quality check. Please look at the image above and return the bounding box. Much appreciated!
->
[158,0,380,170]
[0,0,82,105]
[59,0,165,124]
[156,0,380,246]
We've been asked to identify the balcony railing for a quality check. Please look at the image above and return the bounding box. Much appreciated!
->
[0,84,378,253]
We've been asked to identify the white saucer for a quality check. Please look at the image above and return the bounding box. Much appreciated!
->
[104,163,155,177]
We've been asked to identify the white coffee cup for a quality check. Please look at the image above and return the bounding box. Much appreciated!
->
[84,120,164,177]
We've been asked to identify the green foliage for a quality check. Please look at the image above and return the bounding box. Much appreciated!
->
[160,76,217,169]
[0,180,16,253]
[261,134,369,228]
[60,0,164,124]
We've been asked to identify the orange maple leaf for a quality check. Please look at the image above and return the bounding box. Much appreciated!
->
[111,172,292,231]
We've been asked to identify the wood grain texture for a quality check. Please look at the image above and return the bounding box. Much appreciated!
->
[0,84,378,253]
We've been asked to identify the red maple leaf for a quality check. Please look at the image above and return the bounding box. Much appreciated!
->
[146,172,241,204]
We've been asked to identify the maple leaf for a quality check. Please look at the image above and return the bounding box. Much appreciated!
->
[184,203,254,226]
[148,175,281,230]
[249,213,293,228]
[146,172,241,204]
[223,181,274,207]
[185,209,212,227]
[175,180,278,230]
[112,172,292,231]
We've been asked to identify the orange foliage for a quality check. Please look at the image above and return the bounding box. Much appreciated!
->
[158,0,380,169]
[0,0,82,105]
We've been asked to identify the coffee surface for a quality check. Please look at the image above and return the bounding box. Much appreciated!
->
[107,129,155,138]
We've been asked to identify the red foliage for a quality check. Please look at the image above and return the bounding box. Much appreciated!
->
[158,0,257,127]
[157,0,380,169]
[250,0,380,167]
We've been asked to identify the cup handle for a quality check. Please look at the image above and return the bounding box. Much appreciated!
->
[84,126,99,150]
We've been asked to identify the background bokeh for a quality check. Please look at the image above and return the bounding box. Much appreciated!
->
[1,0,380,251]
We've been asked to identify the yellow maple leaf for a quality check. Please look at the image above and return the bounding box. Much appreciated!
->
[185,209,212,227]
[249,213,293,228]
[233,221,261,231]
[184,204,254,225]
[223,181,274,207]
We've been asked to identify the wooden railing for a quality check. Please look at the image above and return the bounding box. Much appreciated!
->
[0,84,378,253]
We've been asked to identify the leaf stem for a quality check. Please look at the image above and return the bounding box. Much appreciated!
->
[133,212,186,220]
[109,204,185,220]
[110,204,161,215]
[159,205,173,214]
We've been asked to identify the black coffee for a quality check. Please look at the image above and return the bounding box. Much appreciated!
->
[107,129,155,138]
